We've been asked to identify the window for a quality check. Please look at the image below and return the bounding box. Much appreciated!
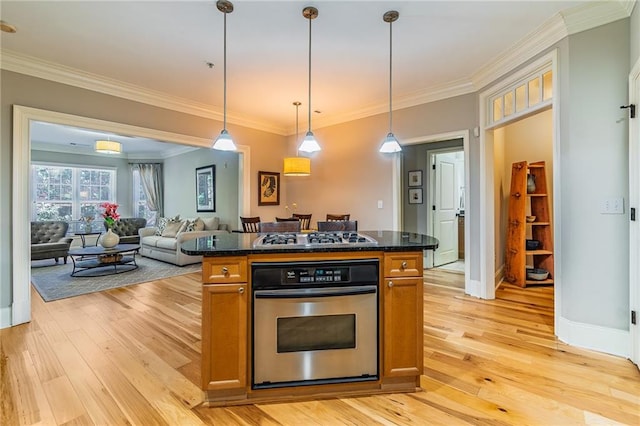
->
[132,168,157,226]
[32,164,116,221]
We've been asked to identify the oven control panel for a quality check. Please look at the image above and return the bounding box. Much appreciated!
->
[251,259,379,290]
[286,267,350,284]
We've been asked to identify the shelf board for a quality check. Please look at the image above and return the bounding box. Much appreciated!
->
[525,279,554,285]
[525,250,553,255]
[526,193,548,197]
[528,222,550,226]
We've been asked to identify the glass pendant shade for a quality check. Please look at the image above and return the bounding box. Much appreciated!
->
[283,157,311,176]
[379,132,402,153]
[298,131,321,153]
[212,129,236,151]
[95,140,121,154]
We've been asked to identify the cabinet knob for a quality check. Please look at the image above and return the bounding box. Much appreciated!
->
[221,266,229,274]
[238,287,245,294]
[388,281,394,288]
[401,261,408,269]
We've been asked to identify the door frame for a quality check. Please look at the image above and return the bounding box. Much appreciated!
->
[478,50,559,309]
[427,147,464,268]
[629,57,640,367]
[10,105,251,326]
[395,130,471,294]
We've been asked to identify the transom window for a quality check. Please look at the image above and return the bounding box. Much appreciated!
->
[490,68,553,126]
[31,163,116,221]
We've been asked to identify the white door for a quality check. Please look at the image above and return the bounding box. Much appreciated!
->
[629,58,640,368]
[433,153,458,266]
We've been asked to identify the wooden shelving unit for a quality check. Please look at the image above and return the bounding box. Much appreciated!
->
[504,161,554,287]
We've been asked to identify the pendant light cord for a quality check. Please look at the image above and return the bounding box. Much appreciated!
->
[388,18,393,134]
[307,14,312,133]
[295,102,300,155]
[223,9,228,131]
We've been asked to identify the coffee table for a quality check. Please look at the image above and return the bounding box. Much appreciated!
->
[68,244,140,277]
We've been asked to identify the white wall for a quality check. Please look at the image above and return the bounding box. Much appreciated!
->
[631,3,639,67]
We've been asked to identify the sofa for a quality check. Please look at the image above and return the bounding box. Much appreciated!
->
[31,221,74,264]
[138,216,229,266]
[107,217,147,244]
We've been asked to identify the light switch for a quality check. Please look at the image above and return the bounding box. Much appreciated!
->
[601,197,624,214]
[377,200,383,209]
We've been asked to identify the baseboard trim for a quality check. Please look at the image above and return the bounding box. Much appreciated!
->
[557,316,629,358]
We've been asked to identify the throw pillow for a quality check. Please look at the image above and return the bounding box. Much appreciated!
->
[181,218,205,232]
[201,216,220,231]
[155,215,181,236]
[161,220,184,238]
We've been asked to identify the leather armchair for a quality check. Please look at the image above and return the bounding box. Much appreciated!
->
[31,221,73,264]
[106,218,147,244]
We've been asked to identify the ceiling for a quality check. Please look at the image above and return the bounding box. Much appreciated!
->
[1,1,633,153]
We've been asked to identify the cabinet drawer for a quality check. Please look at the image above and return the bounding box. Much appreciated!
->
[202,256,247,284]
[383,252,422,277]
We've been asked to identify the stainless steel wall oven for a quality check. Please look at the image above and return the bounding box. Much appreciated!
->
[252,259,379,389]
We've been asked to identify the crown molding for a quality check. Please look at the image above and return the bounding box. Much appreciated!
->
[0,49,287,135]
[31,140,198,160]
[562,1,634,35]
[472,13,568,91]
[2,1,634,137]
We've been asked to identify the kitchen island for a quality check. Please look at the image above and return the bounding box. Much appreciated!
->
[181,230,438,405]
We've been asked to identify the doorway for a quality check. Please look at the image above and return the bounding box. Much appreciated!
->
[428,148,465,272]
[11,106,251,326]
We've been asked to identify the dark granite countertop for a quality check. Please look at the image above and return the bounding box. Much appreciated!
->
[181,230,438,257]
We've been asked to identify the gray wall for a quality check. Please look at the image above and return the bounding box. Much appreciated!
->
[559,20,630,329]
[631,3,639,67]
[163,149,239,225]
[403,139,464,236]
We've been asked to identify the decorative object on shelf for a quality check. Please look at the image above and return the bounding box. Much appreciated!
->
[526,268,549,281]
[526,215,536,223]
[212,0,237,151]
[95,139,121,154]
[408,188,423,204]
[258,171,280,206]
[408,170,422,187]
[527,173,536,193]
[283,101,311,176]
[298,6,321,153]
[525,239,540,250]
[99,201,121,248]
[196,164,216,212]
[379,10,402,153]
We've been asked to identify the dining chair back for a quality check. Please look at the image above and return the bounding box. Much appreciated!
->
[326,214,350,221]
[240,216,261,233]
[292,213,312,230]
[275,217,299,222]
[259,221,301,233]
[317,220,358,232]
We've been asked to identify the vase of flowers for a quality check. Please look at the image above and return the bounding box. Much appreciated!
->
[99,202,120,248]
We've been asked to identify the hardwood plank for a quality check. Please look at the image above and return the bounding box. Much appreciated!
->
[3,274,638,426]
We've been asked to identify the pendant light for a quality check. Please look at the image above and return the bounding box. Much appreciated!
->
[212,0,237,151]
[95,139,122,154]
[298,6,321,154]
[284,101,311,176]
[379,10,402,153]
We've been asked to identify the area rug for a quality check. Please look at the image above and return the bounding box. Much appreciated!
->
[31,257,201,302]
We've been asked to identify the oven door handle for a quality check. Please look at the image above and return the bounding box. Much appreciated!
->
[254,285,377,299]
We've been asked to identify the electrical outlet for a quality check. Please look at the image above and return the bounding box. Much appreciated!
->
[377,200,383,209]
[601,197,625,214]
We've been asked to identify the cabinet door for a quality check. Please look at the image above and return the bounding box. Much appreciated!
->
[201,283,247,390]
[383,277,423,377]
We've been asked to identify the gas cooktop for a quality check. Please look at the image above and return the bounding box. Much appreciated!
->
[253,232,378,248]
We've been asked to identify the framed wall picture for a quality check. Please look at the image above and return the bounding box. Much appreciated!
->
[195,164,216,212]
[258,171,280,206]
[408,188,423,204]
[408,170,422,187]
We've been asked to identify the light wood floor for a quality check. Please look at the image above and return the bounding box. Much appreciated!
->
[2,273,638,425]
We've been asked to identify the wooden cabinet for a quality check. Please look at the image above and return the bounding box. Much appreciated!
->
[382,252,423,378]
[457,215,465,259]
[201,257,248,391]
[505,161,554,287]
